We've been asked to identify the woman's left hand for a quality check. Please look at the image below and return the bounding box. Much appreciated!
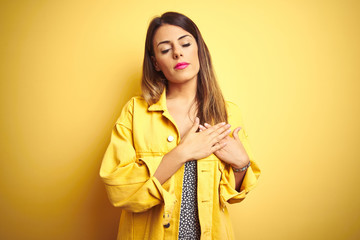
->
[199,123,250,168]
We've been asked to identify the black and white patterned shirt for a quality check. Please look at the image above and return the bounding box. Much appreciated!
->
[178,160,201,239]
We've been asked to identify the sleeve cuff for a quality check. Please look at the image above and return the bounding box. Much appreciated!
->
[220,160,261,205]
[140,156,177,226]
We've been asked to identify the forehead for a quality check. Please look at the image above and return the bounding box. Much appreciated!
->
[153,24,194,45]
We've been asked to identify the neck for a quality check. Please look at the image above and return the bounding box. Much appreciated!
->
[166,78,197,103]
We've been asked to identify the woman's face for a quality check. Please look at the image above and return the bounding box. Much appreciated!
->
[152,24,200,85]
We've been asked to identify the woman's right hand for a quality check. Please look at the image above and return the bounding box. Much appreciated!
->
[177,117,231,162]
[154,118,231,184]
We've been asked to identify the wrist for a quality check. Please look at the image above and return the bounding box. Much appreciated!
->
[231,160,251,173]
[172,144,191,163]
[230,158,250,169]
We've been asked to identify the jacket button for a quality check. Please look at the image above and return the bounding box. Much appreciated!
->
[167,135,174,142]
[163,223,170,228]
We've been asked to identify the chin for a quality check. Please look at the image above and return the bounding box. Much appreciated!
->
[168,76,197,84]
[166,71,199,84]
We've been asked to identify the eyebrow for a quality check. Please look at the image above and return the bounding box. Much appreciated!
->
[157,34,191,47]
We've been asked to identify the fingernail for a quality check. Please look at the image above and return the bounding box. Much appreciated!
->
[221,122,226,126]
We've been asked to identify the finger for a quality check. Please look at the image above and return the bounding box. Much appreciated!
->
[212,138,225,147]
[212,142,221,154]
[233,127,241,141]
[211,141,227,152]
[206,121,225,130]
[199,125,206,131]
[190,117,200,132]
[212,127,232,145]
[205,122,225,135]
[209,123,231,139]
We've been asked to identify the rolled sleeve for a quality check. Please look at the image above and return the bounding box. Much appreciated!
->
[99,99,176,217]
[219,101,261,206]
[219,160,261,205]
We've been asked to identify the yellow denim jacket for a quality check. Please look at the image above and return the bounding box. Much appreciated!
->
[99,90,261,240]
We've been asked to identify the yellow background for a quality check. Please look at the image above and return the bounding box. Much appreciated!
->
[1,0,359,239]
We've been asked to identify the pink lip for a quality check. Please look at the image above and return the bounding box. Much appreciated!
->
[174,62,189,69]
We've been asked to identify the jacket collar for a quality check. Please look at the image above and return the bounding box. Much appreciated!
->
[148,88,167,112]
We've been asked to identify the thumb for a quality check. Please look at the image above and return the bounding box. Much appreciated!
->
[191,117,200,132]
[232,127,241,141]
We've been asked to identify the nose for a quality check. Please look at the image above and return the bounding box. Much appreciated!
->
[172,45,183,59]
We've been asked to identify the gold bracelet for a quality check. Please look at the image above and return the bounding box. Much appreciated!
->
[232,161,251,172]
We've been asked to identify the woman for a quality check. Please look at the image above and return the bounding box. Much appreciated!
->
[100,11,261,240]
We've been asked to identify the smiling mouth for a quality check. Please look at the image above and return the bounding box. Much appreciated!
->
[174,62,189,69]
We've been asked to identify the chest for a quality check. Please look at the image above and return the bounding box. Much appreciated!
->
[131,106,195,154]
[167,109,194,138]
[166,101,197,138]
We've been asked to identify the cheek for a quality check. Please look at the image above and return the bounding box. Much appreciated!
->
[192,49,200,68]
[156,57,170,71]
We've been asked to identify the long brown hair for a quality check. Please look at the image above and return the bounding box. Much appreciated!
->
[141,11,228,124]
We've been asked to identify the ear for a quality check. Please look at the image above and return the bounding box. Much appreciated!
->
[151,56,161,72]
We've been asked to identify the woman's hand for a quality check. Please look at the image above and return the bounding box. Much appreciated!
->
[199,123,250,168]
[154,118,231,184]
[177,117,231,162]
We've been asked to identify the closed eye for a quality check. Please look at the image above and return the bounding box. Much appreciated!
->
[161,43,190,54]
[161,49,170,54]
